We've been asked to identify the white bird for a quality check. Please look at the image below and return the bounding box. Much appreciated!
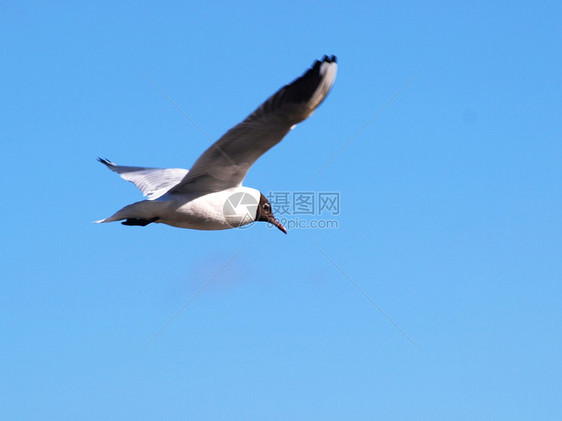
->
[96,55,337,234]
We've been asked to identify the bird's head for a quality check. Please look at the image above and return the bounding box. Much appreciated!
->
[255,193,287,234]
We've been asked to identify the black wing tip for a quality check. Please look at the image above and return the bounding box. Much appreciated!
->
[321,55,337,64]
[310,55,337,74]
[97,157,114,166]
[256,54,337,115]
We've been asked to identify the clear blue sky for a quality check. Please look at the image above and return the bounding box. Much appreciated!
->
[2,1,561,419]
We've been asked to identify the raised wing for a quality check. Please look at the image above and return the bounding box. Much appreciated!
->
[171,55,337,193]
[98,158,188,200]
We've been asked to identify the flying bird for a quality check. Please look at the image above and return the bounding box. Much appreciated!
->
[95,55,337,234]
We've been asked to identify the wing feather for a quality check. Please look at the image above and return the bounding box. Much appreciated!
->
[171,55,337,193]
[98,158,188,200]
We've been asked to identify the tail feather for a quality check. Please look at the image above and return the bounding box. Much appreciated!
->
[94,200,163,225]
[92,215,122,224]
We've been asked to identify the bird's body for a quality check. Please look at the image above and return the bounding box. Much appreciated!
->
[96,56,337,234]
[101,186,262,230]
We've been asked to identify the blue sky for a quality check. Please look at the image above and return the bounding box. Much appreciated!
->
[1,1,561,419]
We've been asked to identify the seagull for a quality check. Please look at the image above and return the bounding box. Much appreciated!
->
[95,55,337,234]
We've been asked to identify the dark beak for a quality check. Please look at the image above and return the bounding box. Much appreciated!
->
[269,218,287,234]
